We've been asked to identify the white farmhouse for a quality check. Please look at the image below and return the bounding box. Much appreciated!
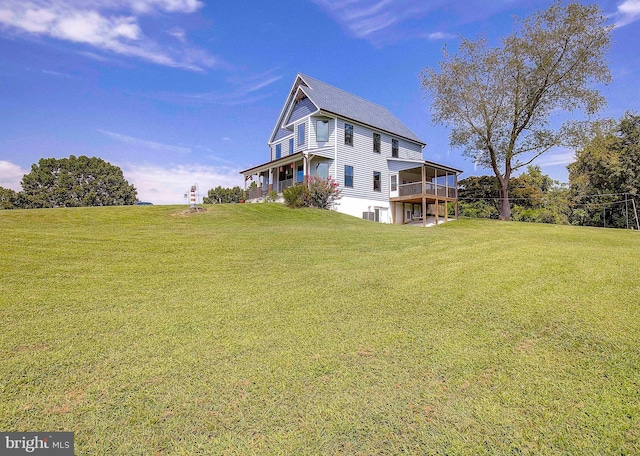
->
[240,73,461,225]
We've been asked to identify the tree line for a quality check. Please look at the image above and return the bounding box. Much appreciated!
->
[458,113,640,228]
[1,156,137,209]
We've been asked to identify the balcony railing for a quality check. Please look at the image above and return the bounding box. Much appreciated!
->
[400,182,422,196]
[398,182,457,199]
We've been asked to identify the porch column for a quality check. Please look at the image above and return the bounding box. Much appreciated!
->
[445,172,449,201]
[422,197,427,227]
[421,165,426,195]
[455,173,459,219]
[243,175,247,199]
[435,199,439,225]
[445,201,449,222]
[303,152,309,185]
[268,168,273,193]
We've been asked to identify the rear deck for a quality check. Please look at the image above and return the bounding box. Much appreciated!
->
[389,162,459,226]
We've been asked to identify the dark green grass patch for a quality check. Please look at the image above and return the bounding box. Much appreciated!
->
[1,205,639,454]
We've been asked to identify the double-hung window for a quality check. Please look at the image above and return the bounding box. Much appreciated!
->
[373,171,381,192]
[373,133,381,153]
[316,120,329,142]
[344,123,353,146]
[298,123,305,146]
[345,165,354,188]
[289,138,294,155]
[392,139,399,158]
[275,144,281,159]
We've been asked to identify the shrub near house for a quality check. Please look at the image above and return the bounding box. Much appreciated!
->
[283,177,341,209]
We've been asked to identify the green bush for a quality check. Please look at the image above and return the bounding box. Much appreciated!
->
[283,178,342,210]
[283,184,310,208]
[307,176,341,209]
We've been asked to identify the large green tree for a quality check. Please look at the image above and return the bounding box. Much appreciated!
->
[20,155,137,208]
[203,185,244,204]
[422,1,612,220]
[458,166,569,223]
[569,113,640,228]
[0,186,18,209]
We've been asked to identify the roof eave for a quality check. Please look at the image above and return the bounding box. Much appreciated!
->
[319,109,426,147]
[240,151,305,175]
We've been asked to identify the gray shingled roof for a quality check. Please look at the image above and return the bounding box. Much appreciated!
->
[298,73,425,146]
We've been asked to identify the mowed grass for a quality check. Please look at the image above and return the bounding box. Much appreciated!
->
[1,204,639,455]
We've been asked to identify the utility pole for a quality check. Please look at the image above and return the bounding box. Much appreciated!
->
[632,196,640,231]
[626,193,629,230]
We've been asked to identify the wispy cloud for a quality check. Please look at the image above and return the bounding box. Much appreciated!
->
[160,67,283,105]
[309,0,532,45]
[424,31,457,41]
[310,0,460,44]
[0,160,28,191]
[76,50,113,62]
[0,0,219,71]
[122,162,242,204]
[167,26,186,43]
[42,69,81,79]
[612,0,640,27]
[310,0,407,41]
[535,149,576,168]
[98,129,191,154]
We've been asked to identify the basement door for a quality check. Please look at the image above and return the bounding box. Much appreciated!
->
[374,208,387,223]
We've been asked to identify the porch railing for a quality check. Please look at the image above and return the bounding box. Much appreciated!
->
[246,187,265,200]
[276,178,294,192]
[398,182,457,199]
[247,179,304,198]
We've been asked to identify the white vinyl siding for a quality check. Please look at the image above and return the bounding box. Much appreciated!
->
[333,119,424,201]
[380,135,422,160]
[309,116,335,150]
[335,119,390,202]
[270,135,293,161]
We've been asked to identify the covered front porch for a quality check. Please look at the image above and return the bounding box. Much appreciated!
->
[239,152,332,200]
[390,161,461,227]
[239,152,303,200]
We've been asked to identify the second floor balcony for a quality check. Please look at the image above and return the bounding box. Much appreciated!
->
[390,163,459,203]
[398,181,457,199]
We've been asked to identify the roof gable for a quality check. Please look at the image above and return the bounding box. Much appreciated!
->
[269,76,313,144]
[297,73,425,145]
[285,93,318,126]
[269,74,425,146]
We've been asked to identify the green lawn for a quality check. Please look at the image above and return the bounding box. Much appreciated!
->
[1,204,639,455]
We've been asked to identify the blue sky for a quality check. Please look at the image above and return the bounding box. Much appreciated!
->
[1,0,639,204]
